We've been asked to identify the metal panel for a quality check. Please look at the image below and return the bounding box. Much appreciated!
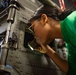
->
[7,50,65,75]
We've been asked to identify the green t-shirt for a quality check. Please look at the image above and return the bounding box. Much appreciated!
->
[60,11,76,75]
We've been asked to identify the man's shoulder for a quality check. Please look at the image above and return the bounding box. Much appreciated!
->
[67,11,76,19]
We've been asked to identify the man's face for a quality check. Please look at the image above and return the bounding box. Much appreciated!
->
[31,20,54,45]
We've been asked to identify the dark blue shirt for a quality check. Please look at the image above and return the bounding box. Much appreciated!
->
[0,0,10,8]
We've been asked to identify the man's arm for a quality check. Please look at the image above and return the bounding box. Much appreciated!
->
[43,45,69,73]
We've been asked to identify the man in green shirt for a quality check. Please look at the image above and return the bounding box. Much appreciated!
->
[60,11,76,74]
[28,4,76,75]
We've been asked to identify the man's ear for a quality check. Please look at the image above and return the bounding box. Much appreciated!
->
[41,14,48,25]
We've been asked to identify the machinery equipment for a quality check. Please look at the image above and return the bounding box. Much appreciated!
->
[0,0,74,75]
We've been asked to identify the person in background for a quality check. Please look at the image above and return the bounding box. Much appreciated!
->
[0,0,10,12]
[28,3,76,75]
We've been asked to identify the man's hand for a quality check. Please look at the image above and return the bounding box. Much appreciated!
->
[35,44,48,54]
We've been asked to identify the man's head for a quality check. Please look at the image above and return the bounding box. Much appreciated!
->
[28,4,72,45]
